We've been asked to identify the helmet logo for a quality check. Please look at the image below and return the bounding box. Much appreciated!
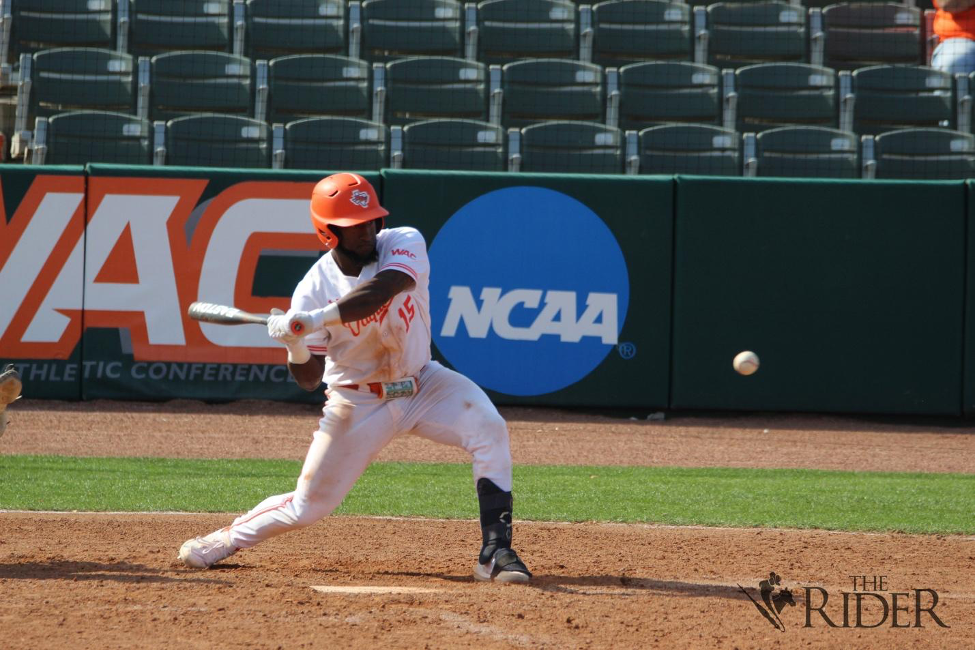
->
[350,190,370,208]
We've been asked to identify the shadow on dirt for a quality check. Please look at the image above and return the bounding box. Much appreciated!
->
[532,575,752,600]
[0,559,229,584]
[368,569,753,600]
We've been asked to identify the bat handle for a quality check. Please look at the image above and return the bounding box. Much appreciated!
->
[288,313,314,336]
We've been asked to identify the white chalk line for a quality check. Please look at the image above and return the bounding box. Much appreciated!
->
[1,510,971,540]
[311,585,440,595]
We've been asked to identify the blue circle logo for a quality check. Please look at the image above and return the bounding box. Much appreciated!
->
[429,187,629,396]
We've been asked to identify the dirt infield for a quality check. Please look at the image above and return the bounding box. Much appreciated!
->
[0,400,974,649]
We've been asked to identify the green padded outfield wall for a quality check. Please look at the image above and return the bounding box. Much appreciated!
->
[671,176,967,415]
[966,180,974,413]
[0,165,87,399]
[2,166,970,414]
[381,170,674,408]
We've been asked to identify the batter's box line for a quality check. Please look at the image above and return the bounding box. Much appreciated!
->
[310,585,441,595]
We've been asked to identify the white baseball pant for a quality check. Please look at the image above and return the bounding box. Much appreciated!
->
[226,360,512,549]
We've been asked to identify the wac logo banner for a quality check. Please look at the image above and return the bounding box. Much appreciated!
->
[0,173,324,399]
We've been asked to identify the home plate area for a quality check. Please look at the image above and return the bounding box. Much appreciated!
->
[0,512,970,649]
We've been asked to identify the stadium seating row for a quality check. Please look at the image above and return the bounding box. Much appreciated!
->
[27,112,976,179]
[12,49,973,157]
[0,0,943,88]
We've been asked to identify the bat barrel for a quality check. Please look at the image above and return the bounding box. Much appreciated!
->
[188,302,269,326]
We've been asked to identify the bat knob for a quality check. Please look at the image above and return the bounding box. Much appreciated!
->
[290,321,304,335]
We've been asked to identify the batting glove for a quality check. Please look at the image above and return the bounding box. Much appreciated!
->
[267,311,312,364]
[267,312,302,345]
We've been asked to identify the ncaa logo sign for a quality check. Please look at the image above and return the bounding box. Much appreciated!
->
[429,187,629,396]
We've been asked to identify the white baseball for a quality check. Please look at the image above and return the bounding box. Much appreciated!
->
[733,351,760,375]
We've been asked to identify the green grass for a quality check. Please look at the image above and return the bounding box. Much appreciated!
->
[0,455,972,534]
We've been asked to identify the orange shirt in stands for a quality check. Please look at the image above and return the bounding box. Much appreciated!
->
[933,1,975,41]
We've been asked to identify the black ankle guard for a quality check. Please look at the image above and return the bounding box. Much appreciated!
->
[477,478,513,563]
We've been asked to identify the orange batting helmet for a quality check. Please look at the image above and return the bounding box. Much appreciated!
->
[310,173,389,250]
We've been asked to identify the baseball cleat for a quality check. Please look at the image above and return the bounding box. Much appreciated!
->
[473,547,532,584]
[178,528,238,569]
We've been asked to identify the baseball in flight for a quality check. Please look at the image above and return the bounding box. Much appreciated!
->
[733,350,760,375]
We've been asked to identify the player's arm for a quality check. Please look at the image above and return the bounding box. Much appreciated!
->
[300,269,414,331]
[289,354,326,392]
[333,270,415,322]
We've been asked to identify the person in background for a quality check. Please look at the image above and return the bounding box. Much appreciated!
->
[0,364,22,438]
[931,0,975,74]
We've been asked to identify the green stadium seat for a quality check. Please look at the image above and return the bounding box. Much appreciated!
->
[590,0,696,67]
[263,55,371,125]
[273,116,387,170]
[499,59,604,128]
[871,127,975,179]
[380,57,488,125]
[30,48,136,118]
[734,63,838,132]
[1,0,124,87]
[11,48,137,158]
[357,0,464,62]
[703,2,808,69]
[11,47,136,157]
[390,118,505,170]
[633,123,740,175]
[819,3,921,70]
[515,120,624,173]
[245,0,347,59]
[841,65,953,136]
[149,51,253,122]
[957,72,973,134]
[130,0,234,57]
[615,61,722,130]
[29,110,152,165]
[9,0,116,52]
[162,113,270,168]
[743,126,860,177]
[476,0,579,64]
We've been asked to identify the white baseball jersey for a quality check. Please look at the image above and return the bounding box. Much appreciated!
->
[291,227,432,386]
[213,227,515,554]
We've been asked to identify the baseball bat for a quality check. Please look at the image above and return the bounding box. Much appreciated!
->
[187,302,307,334]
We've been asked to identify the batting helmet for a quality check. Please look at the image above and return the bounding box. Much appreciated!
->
[310,173,389,250]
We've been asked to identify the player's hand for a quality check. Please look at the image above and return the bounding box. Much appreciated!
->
[268,310,312,364]
[287,311,317,336]
[268,311,302,345]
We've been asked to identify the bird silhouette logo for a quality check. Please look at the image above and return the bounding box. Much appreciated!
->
[738,572,796,631]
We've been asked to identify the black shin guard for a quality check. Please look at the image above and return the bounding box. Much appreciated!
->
[476,478,513,564]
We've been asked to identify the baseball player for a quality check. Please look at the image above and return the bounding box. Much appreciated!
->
[0,364,23,438]
[179,173,531,583]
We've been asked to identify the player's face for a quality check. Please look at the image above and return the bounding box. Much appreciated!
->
[335,219,379,263]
